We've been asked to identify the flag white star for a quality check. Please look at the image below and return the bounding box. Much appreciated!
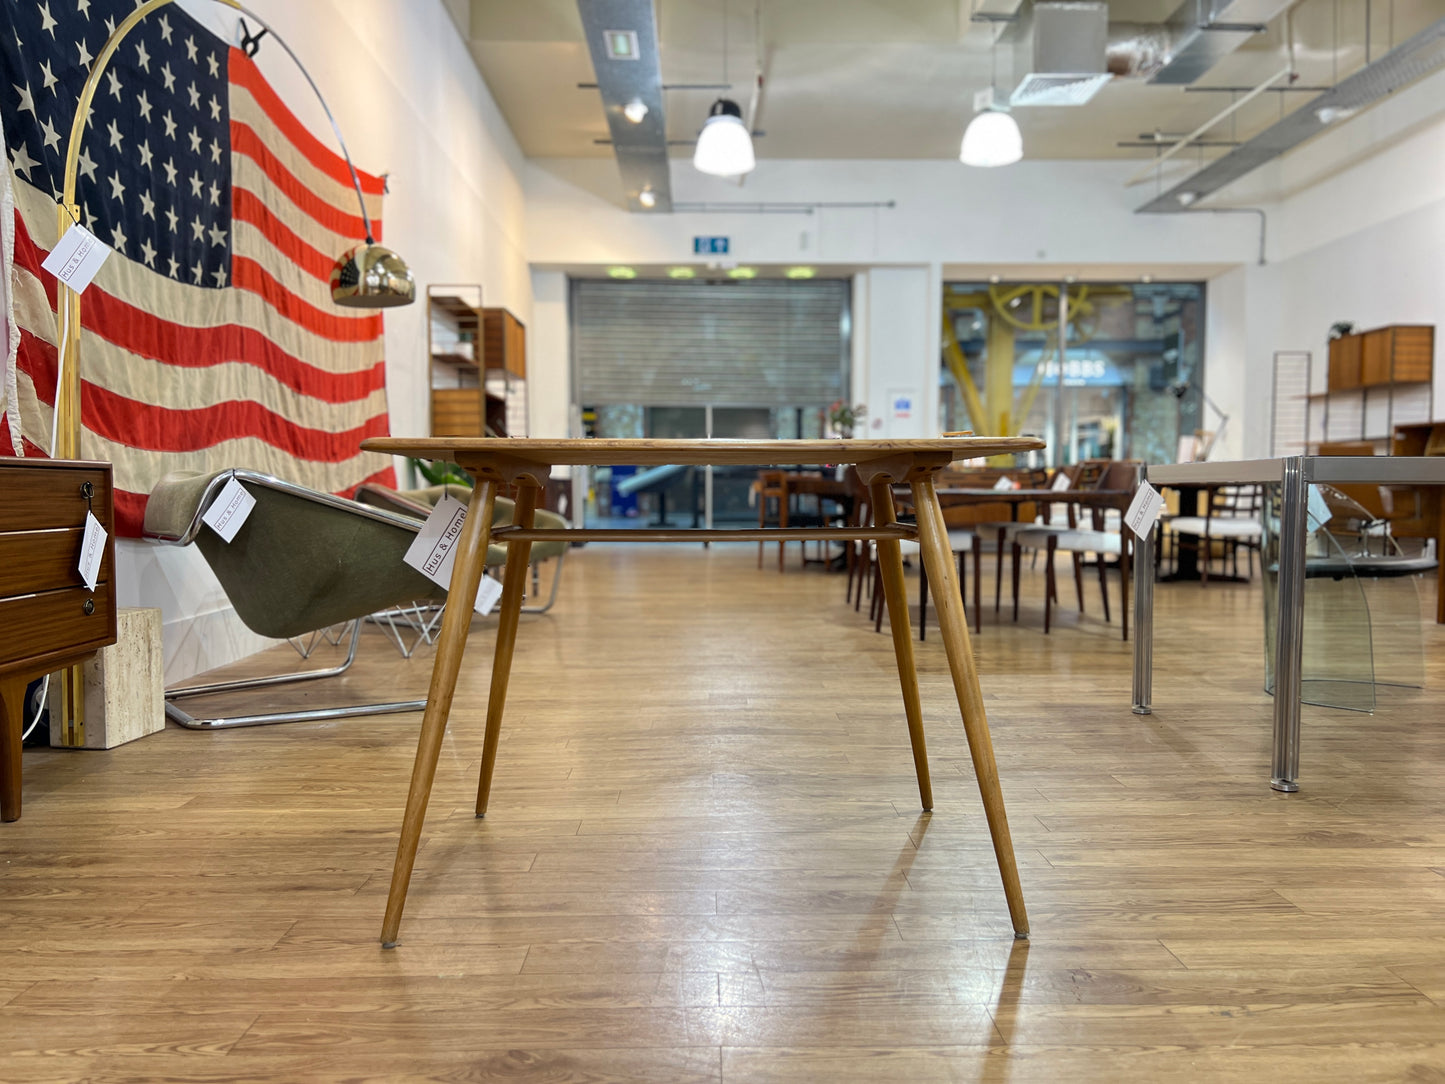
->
[9,142,39,179]
[207,52,219,78]
[107,170,125,201]
[140,190,155,219]
[208,223,226,247]
[76,37,92,69]
[209,138,221,164]
[208,181,220,206]
[40,116,60,153]
[105,68,122,101]
[82,204,96,230]
[162,110,176,139]
[138,139,153,168]
[160,61,174,92]
[40,59,57,92]
[184,35,197,62]
[162,157,177,184]
[134,40,150,72]
[13,81,35,115]
[208,94,220,121]
[110,221,127,252]
[212,266,227,287]
[191,214,204,240]
[77,147,96,181]
[164,206,178,233]
[158,14,171,43]
[140,238,156,267]
[187,127,201,153]
[77,0,91,18]
[192,260,204,284]
[106,117,123,150]
[104,15,116,36]
[187,81,200,108]
[137,90,152,122]
[167,255,179,278]
[38,1,57,38]
[189,171,202,197]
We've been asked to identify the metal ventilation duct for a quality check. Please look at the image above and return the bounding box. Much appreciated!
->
[1009,3,1111,107]
[1145,0,1295,85]
[577,0,671,213]
[1137,16,1445,213]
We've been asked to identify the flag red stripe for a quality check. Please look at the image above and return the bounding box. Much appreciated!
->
[31,372,392,459]
[228,50,386,198]
[232,187,333,281]
[232,256,383,343]
[231,122,374,243]
[15,214,385,395]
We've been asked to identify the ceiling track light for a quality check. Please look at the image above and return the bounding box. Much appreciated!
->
[693,98,756,177]
[638,186,657,209]
[623,97,649,124]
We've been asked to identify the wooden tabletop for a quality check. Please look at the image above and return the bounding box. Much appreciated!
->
[363,437,1042,468]
[935,487,1133,505]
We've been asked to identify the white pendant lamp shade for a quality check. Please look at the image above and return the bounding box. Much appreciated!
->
[693,99,756,177]
[960,109,1023,168]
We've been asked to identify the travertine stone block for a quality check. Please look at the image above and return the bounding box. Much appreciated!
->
[50,608,165,749]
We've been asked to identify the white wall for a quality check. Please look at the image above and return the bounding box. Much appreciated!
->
[123,0,532,681]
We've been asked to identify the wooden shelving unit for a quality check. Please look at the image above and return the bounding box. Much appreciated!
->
[426,292,528,438]
[1308,324,1435,452]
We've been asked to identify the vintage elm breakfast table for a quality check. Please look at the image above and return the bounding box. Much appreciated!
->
[361,437,1042,947]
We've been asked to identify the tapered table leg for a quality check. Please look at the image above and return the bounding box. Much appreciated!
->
[1,675,26,823]
[381,480,499,948]
[912,475,1029,939]
[476,483,539,816]
[869,482,933,811]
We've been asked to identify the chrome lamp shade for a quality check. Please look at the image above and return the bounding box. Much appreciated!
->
[330,243,417,308]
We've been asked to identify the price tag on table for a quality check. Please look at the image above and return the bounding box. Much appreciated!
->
[1123,482,1165,538]
[201,476,256,543]
[1307,484,1332,528]
[403,493,504,615]
[1050,471,1073,492]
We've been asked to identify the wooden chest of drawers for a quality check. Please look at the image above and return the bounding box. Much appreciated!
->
[1,457,118,821]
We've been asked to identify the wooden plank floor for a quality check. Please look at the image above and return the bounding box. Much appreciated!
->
[4,542,1445,1082]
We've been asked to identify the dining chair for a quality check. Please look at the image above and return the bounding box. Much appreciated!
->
[1168,484,1263,585]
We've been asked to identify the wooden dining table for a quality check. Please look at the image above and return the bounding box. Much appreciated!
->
[361,437,1041,948]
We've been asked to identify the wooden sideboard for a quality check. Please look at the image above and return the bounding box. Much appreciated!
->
[0,457,119,821]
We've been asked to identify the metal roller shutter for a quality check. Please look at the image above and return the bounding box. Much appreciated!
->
[573,279,849,407]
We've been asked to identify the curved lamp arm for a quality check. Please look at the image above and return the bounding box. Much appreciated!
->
[52,0,414,454]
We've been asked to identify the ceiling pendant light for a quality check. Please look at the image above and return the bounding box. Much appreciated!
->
[961,41,1022,170]
[693,99,756,177]
[960,109,1023,168]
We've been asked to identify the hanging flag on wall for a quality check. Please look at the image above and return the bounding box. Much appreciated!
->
[0,0,396,535]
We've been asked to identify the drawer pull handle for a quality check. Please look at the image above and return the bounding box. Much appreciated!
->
[80,481,94,500]
[83,599,95,615]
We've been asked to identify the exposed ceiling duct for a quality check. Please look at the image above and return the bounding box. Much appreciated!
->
[577,0,671,212]
[1142,0,1295,85]
[1007,2,1111,107]
[1137,15,1445,213]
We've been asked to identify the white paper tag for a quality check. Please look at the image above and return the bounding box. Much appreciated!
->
[78,510,106,591]
[1050,471,1072,492]
[402,493,504,615]
[1124,482,1165,538]
[1307,484,1332,528]
[992,475,1015,491]
[41,224,111,294]
[201,476,256,543]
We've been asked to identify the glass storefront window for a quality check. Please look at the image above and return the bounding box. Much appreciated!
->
[941,281,1206,466]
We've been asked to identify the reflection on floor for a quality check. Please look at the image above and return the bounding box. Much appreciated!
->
[4,543,1445,1081]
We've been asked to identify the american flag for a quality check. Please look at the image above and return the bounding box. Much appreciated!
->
[1,0,396,535]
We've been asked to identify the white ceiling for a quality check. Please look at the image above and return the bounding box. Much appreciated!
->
[458,0,1445,166]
